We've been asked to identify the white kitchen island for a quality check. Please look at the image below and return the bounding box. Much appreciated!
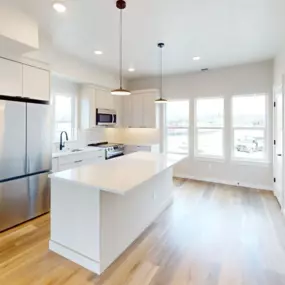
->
[48,152,187,275]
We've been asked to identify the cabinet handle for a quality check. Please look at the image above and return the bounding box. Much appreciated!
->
[74,160,83,163]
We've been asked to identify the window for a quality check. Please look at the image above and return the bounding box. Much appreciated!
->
[195,98,224,157]
[53,94,77,141]
[166,101,189,154]
[232,94,267,161]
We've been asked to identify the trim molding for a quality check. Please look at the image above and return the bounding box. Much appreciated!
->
[174,174,273,191]
[49,240,101,274]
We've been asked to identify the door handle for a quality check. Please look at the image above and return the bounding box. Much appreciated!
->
[277,154,282,157]
[74,160,83,163]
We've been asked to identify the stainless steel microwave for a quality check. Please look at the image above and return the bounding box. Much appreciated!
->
[96,108,117,126]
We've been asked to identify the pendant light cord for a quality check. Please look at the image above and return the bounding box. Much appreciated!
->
[119,8,123,89]
[160,46,163,100]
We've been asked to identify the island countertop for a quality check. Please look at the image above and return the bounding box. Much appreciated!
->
[48,152,187,195]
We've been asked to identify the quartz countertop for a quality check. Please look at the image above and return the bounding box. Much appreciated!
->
[52,147,102,158]
[49,152,187,195]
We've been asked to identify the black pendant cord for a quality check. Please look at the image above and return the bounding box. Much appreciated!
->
[119,8,123,89]
[157,43,165,100]
[160,46,163,100]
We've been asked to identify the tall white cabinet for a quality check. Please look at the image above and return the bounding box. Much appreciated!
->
[0,57,50,100]
[123,89,159,128]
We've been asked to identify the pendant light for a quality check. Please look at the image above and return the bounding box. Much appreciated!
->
[111,0,131,96]
[155,42,167,103]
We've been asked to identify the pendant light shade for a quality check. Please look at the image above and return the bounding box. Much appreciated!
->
[111,0,131,96]
[155,42,167,104]
[111,88,131,96]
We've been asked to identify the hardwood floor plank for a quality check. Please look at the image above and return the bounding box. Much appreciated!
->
[0,181,284,285]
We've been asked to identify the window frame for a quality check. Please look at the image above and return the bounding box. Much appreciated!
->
[231,93,269,163]
[52,92,77,143]
[194,97,225,159]
[165,100,190,155]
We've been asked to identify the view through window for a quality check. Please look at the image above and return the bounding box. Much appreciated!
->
[166,101,189,154]
[232,95,266,160]
[195,98,224,157]
[53,94,75,141]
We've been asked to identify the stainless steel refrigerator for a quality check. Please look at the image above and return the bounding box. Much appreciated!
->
[0,95,51,232]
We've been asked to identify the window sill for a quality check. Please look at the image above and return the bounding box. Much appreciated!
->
[194,155,225,163]
[231,158,271,167]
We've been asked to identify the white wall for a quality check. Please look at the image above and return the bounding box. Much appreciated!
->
[0,5,39,55]
[274,51,285,86]
[128,60,274,190]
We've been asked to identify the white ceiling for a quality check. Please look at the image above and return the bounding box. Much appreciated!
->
[4,0,285,78]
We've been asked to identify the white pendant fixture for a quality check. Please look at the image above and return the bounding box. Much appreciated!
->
[155,43,167,104]
[111,0,131,96]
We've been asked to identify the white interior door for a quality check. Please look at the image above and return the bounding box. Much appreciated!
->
[273,82,284,207]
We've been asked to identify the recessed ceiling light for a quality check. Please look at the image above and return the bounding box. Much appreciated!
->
[53,1,66,13]
[193,56,201,61]
[94,50,103,55]
[128,68,135,72]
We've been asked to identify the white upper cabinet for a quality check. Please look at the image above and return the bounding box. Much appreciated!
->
[131,94,143,127]
[80,86,96,129]
[123,90,158,128]
[23,65,50,101]
[0,58,22,97]
[95,89,114,110]
[79,86,123,129]
[142,92,157,128]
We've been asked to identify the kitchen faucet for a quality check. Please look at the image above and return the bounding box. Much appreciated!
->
[59,131,69,151]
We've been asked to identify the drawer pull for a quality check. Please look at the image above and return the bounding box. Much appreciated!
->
[74,160,83,163]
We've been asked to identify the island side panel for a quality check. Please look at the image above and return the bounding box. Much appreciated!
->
[100,167,173,272]
[49,179,101,272]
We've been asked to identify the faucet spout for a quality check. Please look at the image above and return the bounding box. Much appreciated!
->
[59,131,69,151]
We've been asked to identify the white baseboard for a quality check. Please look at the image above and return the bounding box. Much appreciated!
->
[174,174,273,191]
[49,240,101,274]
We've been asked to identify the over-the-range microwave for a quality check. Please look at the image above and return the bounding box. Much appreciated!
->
[96,108,117,126]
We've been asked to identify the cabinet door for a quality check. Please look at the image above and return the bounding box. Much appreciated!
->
[122,96,132,127]
[113,96,123,127]
[0,58,22,97]
[96,89,114,109]
[131,94,143,127]
[52,158,59,172]
[23,65,50,101]
[80,86,96,129]
[143,93,157,128]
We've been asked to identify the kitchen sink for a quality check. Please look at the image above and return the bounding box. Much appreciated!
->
[71,149,84,152]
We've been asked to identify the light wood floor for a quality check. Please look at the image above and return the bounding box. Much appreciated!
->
[1,180,285,285]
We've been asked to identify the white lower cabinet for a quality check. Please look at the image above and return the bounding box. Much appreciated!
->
[52,157,59,172]
[53,150,105,172]
[124,144,159,155]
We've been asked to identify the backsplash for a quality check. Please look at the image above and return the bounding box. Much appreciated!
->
[52,127,160,153]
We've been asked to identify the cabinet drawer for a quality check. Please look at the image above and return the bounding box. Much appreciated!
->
[124,145,152,154]
[80,150,105,160]
[59,153,86,165]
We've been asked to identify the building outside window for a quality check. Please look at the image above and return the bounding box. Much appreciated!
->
[232,94,267,161]
[195,98,224,158]
[53,94,77,142]
[165,101,189,154]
